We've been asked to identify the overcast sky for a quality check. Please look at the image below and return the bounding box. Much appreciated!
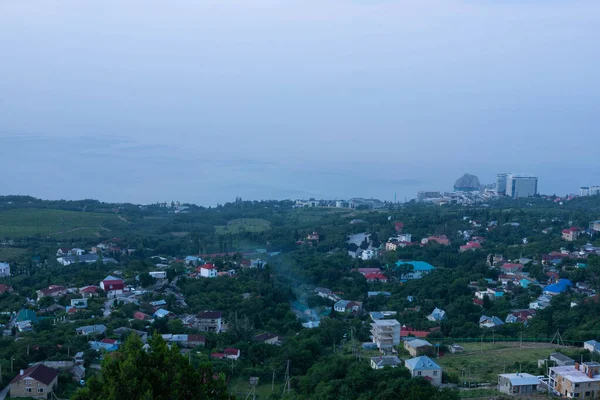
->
[1,0,599,205]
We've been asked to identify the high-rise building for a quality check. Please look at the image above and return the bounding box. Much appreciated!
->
[496,173,509,195]
[505,174,538,198]
[580,186,600,196]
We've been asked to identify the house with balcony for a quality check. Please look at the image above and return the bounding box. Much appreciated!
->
[549,362,600,398]
[370,319,401,353]
[196,311,224,333]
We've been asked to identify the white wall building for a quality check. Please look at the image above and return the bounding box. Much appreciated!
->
[0,262,10,277]
[370,319,401,353]
[200,265,217,278]
[361,249,376,261]
[405,356,442,386]
[506,174,538,198]
[497,173,509,195]
[149,271,167,280]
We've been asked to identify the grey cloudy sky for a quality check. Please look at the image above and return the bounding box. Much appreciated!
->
[1,0,599,205]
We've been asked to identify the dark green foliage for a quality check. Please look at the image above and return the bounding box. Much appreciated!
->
[71,334,229,400]
[295,355,459,400]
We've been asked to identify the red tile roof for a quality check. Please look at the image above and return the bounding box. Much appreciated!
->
[224,348,240,356]
[201,263,216,270]
[10,363,59,385]
[401,327,429,338]
[501,263,524,270]
[364,273,388,281]
[134,311,151,321]
[211,352,225,359]
[101,338,117,345]
[0,284,12,293]
[460,242,482,250]
[187,335,206,344]
[80,285,100,293]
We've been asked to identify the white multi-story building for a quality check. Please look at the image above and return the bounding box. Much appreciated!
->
[549,362,600,398]
[0,262,10,277]
[497,173,509,195]
[506,174,538,198]
[581,186,600,197]
[370,319,400,353]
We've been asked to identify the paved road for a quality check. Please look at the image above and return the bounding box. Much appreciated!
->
[103,299,112,317]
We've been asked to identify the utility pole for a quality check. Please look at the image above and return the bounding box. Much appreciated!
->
[468,368,471,389]
[282,360,291,397]
[272,370,275,392]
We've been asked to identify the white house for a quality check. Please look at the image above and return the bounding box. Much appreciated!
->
[361,249,376,261]
[149,271,167,280]
[71,248,85,256]
[584,340,600,355]
[405,356,442,386]
[199,264,217,278]
[498,373,539,396]
[397,233,412,243]
[0,262,10,277]
[370,356,402,370]
[100,276,124,297]
[224,348,241,360]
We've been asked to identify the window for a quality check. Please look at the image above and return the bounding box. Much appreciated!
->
[37,388,44,393]
[26,388,32,393]
[26,380,32,385]
[433,371,438,376]
[417,371,422,376]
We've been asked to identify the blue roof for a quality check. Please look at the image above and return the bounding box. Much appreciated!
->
[368,291,391,297]
[153,309,171,318]
[16,309,38,323]
[89,341,118,352]
[405,356,441,371]
[395,261,436,271]
[519,279,531,288]
[586,340,600,351]
[544,279,572,294]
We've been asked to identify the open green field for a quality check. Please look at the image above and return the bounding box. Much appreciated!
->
[0,208,126,239]
[437,342,570,384]
[215,218,271,235]
[0,247,29,261]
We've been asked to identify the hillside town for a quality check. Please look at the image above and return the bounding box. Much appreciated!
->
[1,188,600,398]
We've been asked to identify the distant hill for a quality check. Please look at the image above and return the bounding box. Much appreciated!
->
[454,173,480,191]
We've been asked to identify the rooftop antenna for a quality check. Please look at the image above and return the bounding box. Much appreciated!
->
[282,360,291,396]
